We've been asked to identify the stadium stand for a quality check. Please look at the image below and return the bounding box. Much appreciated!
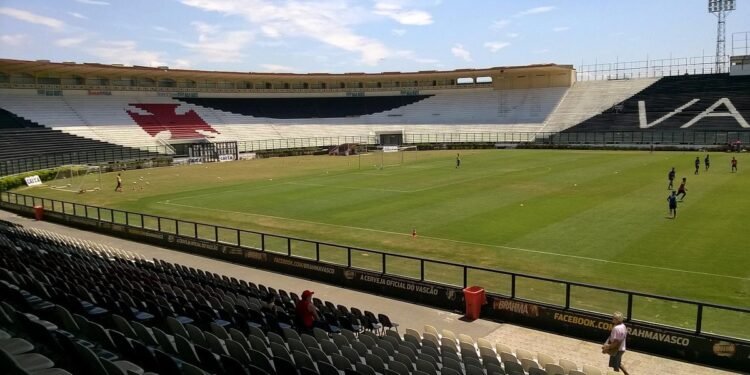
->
[0,219,623,375]
[0,107,156,165]
[541,78,659,132]
[126,103,220,140]
[564,74,750,132]
[0,87,567,151]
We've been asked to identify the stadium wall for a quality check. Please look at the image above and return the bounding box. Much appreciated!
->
[1,193,748,372]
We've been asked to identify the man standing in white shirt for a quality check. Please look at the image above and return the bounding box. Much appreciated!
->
[602,311,630,374]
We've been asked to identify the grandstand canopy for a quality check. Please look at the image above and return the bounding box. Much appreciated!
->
[0,58,575,90]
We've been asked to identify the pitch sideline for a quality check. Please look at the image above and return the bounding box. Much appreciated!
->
[156,201,749,282]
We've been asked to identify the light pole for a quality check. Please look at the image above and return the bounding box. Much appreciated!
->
[708,0,736,73]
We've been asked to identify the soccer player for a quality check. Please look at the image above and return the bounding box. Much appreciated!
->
[731,157,738,173]
[667,191,678,218]
[455,153,461,168]
[115,173,123,192]
[704,154,710,171]
[667,167,676,190]
[694,156,700,175]
[676,177,687,201]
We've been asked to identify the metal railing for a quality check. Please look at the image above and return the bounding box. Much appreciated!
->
[0,146,171,177]
[4,130,749,177]
[2,191,748,341]
[231,131,750,152]
[576,55,731,81]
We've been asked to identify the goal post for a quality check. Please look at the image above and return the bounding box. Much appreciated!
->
[49,164,102,193]
[358,145,418,170]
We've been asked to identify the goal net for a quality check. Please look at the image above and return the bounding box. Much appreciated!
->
[358,145,418,170]
[49,165,102,193]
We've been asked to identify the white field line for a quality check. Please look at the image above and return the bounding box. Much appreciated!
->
[168,183,286,203]
[352,172,394,176]
[156,201,749,281]
[284,182,412,193]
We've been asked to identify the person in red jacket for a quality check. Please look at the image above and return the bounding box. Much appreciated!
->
[295,290,320,332]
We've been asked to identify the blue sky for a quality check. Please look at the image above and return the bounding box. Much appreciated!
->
[0,0,748,73]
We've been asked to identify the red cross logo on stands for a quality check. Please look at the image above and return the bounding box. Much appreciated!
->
[126,103,219,139]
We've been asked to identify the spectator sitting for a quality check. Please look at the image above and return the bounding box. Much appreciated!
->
[295,290,321,333]
[261,293,282,315]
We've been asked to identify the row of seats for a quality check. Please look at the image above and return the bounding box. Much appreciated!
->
[541,78,659,132]
[566,74,750,132]
[0,221,610,375]
[0,87,566,151]
[0,108,156,163]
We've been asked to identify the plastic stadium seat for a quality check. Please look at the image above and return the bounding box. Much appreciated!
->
[387,359,410,375]
[560,358,579,373]
[0,337,33,355]
[355,362,376,375]
[415,358,437,375]
[293,350,317,371]
[320,339,339,356]
[334,346,357,365]
[545,363,566,375]
[496,342,513,355]
[308,346,330,365]
[504,361,526,375]
[0,347,55,373]
[174,335,200,365]
[365,353,386,374]
[225,339,253,368]
[249,347,276,374]
[271,342,293,364]
[331,352,353,371]
[378,313,399,332]
[537,352,556,368]
[521,358,541,371]
[423,325,440,339]
[317,360,339,375]
[274,355,297,375]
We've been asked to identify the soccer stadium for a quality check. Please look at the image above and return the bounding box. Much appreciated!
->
[0,1,749,375]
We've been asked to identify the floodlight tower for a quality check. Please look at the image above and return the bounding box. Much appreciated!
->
[708,0,736,73]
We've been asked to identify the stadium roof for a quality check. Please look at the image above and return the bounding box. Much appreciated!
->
[0,58,574,81]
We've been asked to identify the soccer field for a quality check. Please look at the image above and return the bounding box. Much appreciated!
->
[18,150,750,311]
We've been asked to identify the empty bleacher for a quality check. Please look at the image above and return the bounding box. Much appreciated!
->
[0,108,156,167]
[541,78,659,132]
[564,74,750,132]
[0,87,567,153]
[0,220,616,375]
[126,104,220,140]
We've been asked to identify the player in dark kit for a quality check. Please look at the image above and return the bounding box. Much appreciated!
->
[667,191,678,218]
[731,157,738,173]
[676,177,687,201]
[694,157,700,175]
[456,153,461,168]
[704,154,710,171]
[667,167,676,190]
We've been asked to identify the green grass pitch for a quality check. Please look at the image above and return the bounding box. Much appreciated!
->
[18,149,750,336]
